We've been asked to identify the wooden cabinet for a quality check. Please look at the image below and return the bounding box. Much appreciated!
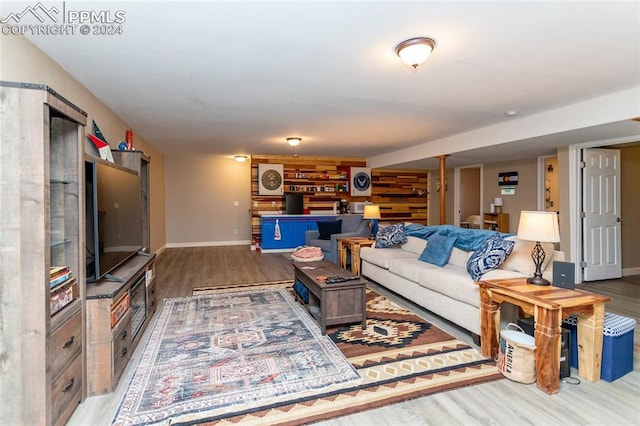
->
[0,82,87,426]
[86,254,156,395]
[261,215,336,251]
[483,212,509,233]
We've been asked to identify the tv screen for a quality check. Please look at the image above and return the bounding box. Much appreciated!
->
[285,192,304,215]
[86,160,142,282]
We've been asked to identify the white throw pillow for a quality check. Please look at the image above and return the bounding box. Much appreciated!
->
[401,236,428,255]
[500,238,555,275]
[448,247,472,268]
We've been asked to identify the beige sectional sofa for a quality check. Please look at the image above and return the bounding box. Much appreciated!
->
[360,234,564,339]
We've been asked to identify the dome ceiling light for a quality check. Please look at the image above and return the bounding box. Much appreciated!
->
[394,37,437,70]
[287,137,302,147]
[234,155,248,162]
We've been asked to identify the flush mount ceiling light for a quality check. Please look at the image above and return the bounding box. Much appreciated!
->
[234,155,248,162]
[394,37,437,70]
[505,110,520,118]
[287,137,301,147]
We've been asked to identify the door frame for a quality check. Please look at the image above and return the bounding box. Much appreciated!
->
[537,155,556,211]
[453,164,483,227]
[568,134,639,282]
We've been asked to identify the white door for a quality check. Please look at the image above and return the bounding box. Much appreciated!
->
[582,148,622,281]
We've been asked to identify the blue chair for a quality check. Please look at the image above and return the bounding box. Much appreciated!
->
[304,214,371,264]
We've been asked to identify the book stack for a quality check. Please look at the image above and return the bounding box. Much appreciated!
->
[50,266,71,289]
[50,266,78,316]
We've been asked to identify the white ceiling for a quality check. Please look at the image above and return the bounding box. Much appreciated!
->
[11,0,640,169]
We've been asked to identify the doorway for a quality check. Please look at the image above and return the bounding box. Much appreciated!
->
[568,136,638,282]
[454,165,482,227]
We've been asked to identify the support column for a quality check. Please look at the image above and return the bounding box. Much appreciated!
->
[438,155,448,224]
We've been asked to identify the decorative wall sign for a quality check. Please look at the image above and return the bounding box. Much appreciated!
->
[498,171,518,186]
[258,163,284,195]
[350,167,371,196]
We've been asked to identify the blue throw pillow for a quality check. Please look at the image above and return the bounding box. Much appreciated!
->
[375,223,408,248]
[317,220,342,240]
[466,234,515,280]
[418,234,457,266]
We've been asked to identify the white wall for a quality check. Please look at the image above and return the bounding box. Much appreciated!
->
[164,155,251,246]
[0,31,167,253]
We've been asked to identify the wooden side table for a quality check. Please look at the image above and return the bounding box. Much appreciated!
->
[476,278,610,394]
[337,237,375,276]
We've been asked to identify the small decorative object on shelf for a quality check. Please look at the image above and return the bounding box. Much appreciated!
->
[125,129,133,150]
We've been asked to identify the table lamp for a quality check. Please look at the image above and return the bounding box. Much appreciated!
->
[517,211,560,286]
[363,204,381,239]
[494,197,504,214]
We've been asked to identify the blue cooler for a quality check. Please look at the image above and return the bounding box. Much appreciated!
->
[563,312,636,382]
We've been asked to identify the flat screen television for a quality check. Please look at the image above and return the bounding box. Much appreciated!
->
[86,159,142,282]
[285,192,304,215]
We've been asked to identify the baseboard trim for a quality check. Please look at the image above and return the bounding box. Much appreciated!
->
[622,267,640,276]
[165,240,252,248]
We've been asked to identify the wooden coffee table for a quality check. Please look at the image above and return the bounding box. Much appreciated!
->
[293,260,367,334]
[476,277,610,394]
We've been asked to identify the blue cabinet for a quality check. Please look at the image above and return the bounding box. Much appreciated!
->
[261,215,335,251]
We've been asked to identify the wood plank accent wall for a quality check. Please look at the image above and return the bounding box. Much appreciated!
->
[371,168,429,224]
[250,155,429,246]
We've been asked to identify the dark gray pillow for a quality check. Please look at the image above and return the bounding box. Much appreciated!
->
[317,220,342,240]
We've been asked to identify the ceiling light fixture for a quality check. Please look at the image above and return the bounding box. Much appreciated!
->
[234,155,248,162]
[505,110,520,118]
[287,137,301,147]
[394,37,437,70]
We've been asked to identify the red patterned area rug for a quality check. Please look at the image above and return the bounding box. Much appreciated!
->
[112,288,359,426]
[114,288,502,425]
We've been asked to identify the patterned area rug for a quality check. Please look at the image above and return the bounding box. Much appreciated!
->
[112,288,358,425]
[114,287,502,425]
[196,289,503,425]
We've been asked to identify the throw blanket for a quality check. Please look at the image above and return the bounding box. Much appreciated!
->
[405,224,512,251]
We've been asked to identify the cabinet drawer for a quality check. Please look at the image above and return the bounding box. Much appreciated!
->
[50,310,82,378]
[111,293,131,327]
[112,314,132,380]
[51,354,83,426]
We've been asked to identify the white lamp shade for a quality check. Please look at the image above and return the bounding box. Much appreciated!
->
[363,204,381,220]
[494,197,503,207]
[517,211,560,243]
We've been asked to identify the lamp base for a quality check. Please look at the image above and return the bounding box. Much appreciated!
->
[527,276,551,286]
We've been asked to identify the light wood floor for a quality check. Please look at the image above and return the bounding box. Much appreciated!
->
[68,246,640,426]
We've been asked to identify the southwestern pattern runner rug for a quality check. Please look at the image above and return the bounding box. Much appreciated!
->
[112,288,359,425]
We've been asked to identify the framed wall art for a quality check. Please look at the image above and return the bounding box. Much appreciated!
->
[350,167,371,196]
[498,171,518,186]
[258,163,284,195]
